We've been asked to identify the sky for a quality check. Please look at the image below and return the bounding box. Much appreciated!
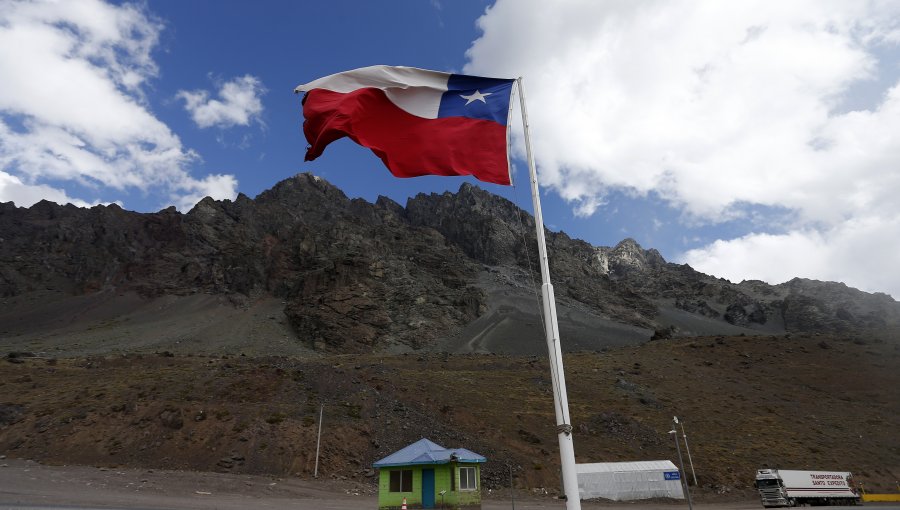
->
[1,0,899,300]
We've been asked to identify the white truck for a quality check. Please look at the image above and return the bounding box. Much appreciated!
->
[755,469,860,507]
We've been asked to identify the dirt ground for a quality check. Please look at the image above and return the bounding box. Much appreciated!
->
[0,457,763,510]
[1,332,898,499]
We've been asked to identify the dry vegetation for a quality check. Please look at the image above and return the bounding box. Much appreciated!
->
[1,332,898,498]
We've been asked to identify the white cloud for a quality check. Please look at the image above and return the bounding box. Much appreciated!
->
[178,75,266,129]
[0,0,237,210]
[465,0,900,297]
[682,214,900,299]
[0,170,95,208]
[173,173,239,212]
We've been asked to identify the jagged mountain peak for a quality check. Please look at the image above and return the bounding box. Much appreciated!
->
[615,237,643,250]
[1,173,897,355]
[187,195,221,214]
[254,172,348,207]
[410,181,522,216]
[594,237,667,277]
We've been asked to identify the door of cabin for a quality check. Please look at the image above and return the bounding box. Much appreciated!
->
[422,468,435,508]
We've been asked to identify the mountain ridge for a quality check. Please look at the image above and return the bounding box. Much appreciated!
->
[1,172,898,356]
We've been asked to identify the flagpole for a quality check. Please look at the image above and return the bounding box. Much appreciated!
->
[517,77,582,510]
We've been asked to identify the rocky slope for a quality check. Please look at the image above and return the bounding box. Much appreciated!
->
[1,173,899,355]
[1,333,898,493]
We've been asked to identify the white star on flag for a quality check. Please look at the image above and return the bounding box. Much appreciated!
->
[460,90,492,105]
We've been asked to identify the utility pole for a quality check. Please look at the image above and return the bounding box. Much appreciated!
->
[671,417,693,509]
[509,462,516,510]
[314,403,324,478]
[680,420,698,486]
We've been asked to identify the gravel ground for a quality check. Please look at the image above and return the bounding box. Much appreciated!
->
[0,458,767,510]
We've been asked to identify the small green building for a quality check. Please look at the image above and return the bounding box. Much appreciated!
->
[373,438,486,510]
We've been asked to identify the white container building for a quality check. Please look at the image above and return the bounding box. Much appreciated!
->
[576,460,686,501]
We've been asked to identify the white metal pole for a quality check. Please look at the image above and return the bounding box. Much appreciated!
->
[517,77,581,510]
[314,403,324,478]
[681,421,698,486]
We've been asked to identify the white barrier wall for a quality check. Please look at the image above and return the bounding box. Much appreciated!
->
[576,460,686,501]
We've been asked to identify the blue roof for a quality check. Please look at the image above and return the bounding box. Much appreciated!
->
[373,438,486,468]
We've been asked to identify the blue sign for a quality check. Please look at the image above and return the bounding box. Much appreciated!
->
[664,471,681,480]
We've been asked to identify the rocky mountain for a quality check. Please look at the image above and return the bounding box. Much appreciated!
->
[1,173,898,356]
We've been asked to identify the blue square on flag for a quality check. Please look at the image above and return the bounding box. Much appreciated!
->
[438,75,515,125]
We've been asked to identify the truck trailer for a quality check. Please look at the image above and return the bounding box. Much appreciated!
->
[755,469,860,507]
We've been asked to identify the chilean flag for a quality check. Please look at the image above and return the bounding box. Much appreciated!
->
[294,65,516,185]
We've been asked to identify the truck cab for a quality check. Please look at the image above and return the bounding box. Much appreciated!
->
[755,469,791,507]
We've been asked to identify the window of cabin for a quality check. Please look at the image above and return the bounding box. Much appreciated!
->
[459,466,477,491]
[389,469,413,492]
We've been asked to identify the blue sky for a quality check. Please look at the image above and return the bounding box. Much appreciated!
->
[2,0,900,299]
